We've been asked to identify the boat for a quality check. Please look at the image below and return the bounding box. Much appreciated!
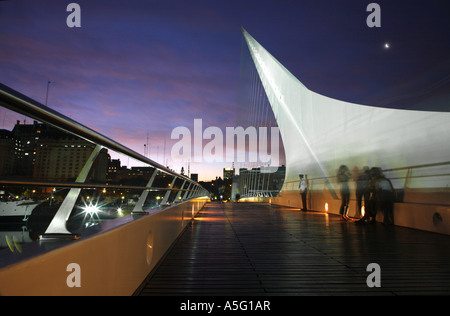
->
[0,193,42,222]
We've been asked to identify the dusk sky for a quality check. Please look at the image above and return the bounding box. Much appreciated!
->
[0,0,449,181]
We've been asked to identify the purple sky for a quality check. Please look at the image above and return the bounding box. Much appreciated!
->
[1,0,449,180]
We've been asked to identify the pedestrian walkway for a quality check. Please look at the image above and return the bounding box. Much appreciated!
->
[138,202,450,296]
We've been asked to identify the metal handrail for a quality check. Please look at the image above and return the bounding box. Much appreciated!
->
[0,83,208,239]
[0,83,199,187]
[0,178,196,192]
[283,161,450,185]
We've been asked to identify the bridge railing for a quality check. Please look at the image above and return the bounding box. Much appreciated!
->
[233,166,285,200]
[0,83,208,243]
[282,161,450,202]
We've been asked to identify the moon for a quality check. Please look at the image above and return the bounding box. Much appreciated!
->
[384,43,390,49]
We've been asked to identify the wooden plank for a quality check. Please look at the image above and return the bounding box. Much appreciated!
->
[138,202,450,296]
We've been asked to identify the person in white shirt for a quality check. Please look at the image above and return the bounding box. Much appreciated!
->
[299,174,308,211]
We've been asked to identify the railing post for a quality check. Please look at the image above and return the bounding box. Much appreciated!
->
[40,144,103,240]
[194,186,200,198]
[161,176,177,206]
[182,183,192,201]
[174,180,186,203]
[132,169,158,214]
[192,186,200,198]
[188,186,197,199]
[187,185,197,200]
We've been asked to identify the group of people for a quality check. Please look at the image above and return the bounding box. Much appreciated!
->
[337,165,395,225]
[298,165,396,225]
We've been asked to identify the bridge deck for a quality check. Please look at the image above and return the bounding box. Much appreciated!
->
[138,202,450,296]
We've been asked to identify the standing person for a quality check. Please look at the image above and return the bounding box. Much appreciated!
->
[299,174,308,211]
[376,173,395,225]
[368,167,382,223]
[337,165,351,219]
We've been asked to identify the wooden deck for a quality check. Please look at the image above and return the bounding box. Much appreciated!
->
[138,202,450,296]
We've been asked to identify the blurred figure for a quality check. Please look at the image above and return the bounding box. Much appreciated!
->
[337,165,351,219]
[376,171,395,225]
[365,167,382,223]
[299,174,308,211]
[368,167,383,223]
[355,166,370,219]
[356,167,395,225]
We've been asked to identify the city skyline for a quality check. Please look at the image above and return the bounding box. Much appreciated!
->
[1,0,449,181]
